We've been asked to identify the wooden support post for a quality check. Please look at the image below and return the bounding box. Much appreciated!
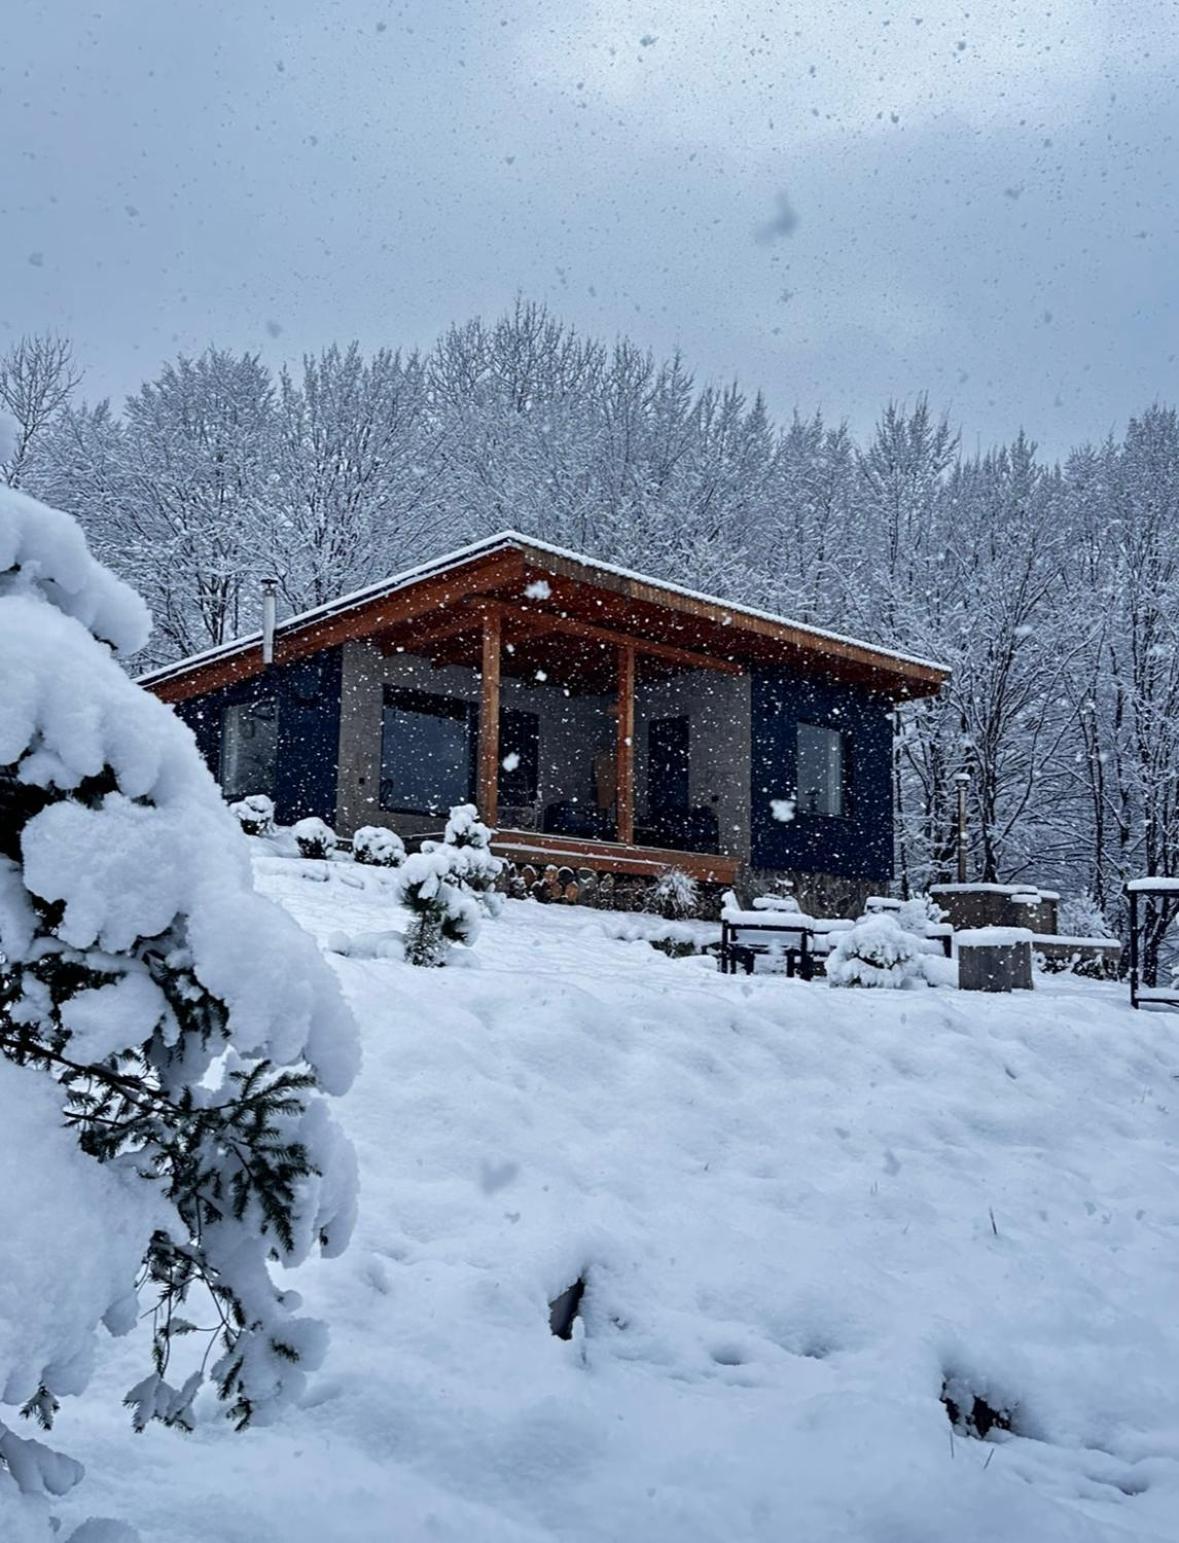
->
[478,609,502,824]
[616,644,636,845]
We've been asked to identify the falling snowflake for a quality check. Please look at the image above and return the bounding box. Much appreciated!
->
[525,579,552,599]
[502,752,521,772]
[770,798,796,824]
[754,193,799,245]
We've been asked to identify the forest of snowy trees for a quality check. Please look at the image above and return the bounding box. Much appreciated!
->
[3,304,1178,926]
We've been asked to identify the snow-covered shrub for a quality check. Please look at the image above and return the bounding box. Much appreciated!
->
[0,480,358,1535]
[352,824,406,868]
[828,914,927,989]
[649,866,699,920]
[228,792,275,837]
[894,892,946,935]
[293,815,337,859]
[1058,889,1115,940]
[424,803,503,914]
[395,846,482,967]
[763,875,801,908]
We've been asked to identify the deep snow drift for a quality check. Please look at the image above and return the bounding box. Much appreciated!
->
[51,854,1179,1541]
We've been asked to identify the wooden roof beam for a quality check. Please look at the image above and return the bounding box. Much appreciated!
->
[478,598,744,677]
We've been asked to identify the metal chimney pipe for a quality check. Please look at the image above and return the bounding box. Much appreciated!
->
[261,578,278,667]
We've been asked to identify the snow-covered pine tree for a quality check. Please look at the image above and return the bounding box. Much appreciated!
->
[0,463,358,1539]
[427,803,504,913]
[395,847,481,967]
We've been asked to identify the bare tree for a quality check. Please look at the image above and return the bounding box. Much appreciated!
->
[0,334,80,487]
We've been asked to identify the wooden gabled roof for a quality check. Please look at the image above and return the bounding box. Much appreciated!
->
[138,531,949,704]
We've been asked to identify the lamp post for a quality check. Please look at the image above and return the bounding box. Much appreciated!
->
[953,770,970,884]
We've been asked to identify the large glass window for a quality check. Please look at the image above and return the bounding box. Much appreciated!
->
[220,698,278,800]
[380,689,474,814]
[796,721,847,818]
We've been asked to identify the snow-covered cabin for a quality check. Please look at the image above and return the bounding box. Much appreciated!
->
[139,533,948,912]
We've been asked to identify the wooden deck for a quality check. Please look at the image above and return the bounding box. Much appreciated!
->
[490,828,740,885]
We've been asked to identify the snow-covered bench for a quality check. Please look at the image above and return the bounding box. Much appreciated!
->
[719,908,817,978]
[718,909,855,978]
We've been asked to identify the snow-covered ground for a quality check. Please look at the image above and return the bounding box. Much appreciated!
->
[56,853,1179,1542]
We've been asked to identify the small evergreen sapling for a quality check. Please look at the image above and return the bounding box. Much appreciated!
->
[426,803,504,913]
[395,847,481,966]
[395,804,502,966]
[0,477,358,1533]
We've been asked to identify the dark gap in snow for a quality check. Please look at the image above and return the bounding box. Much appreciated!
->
[796,1341,830,1360]
[941,1376,1015,1439]
[548,1276,586,1340]
[710,1344,747,1366]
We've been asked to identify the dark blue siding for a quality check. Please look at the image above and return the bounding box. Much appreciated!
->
[173,649,343,826]
[750,667,893,881]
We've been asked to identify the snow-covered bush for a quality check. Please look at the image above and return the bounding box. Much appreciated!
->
[352,824,406,868]
[293,815,337,859]
[1058,889,1115,940]
[228,792,275,837]
[761,875,801,910]
[0,480,358,1537]
[894,892,946,935]
[828,914,927,989]
[395,847,482,967]
[424,803,503,914]
[648,866,699,920]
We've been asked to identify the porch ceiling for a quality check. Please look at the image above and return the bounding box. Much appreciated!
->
[375,597,736,694]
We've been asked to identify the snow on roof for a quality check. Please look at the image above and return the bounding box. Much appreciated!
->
[137,530,951,689]
[1126,876,1179,892]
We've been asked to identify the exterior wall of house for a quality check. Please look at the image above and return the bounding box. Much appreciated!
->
[165,633,899,913]
[634,671,752,859]
[749,666,894,887]
[173,648,342,827]
[334,640,617,837]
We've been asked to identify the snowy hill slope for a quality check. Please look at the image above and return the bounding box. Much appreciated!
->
[59,854,1179,1541]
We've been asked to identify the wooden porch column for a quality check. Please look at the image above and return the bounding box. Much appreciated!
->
[616,644,636,845]
[477,609,502,824]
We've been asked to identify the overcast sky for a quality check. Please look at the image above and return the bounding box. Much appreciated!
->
[3,0,1176,457]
